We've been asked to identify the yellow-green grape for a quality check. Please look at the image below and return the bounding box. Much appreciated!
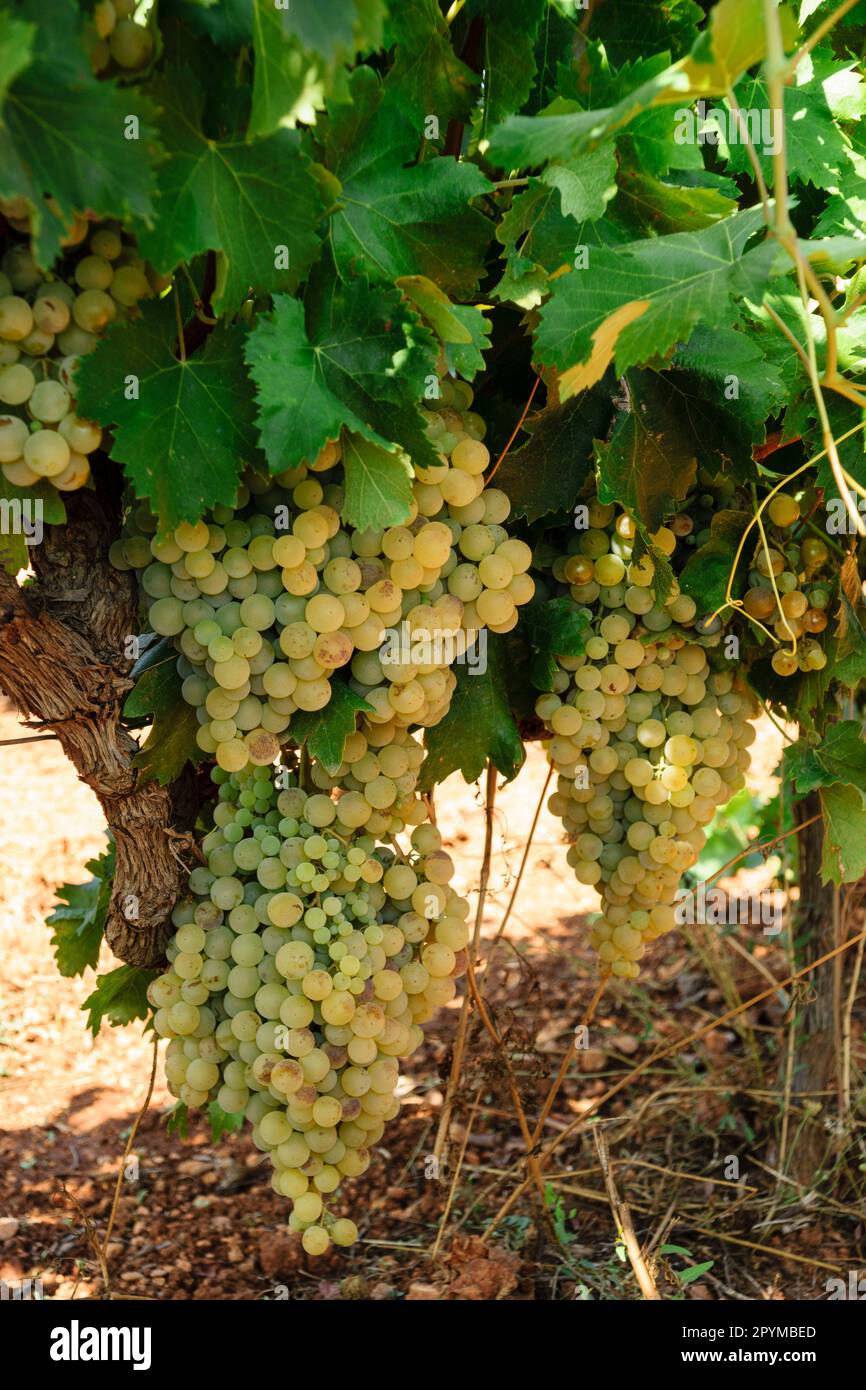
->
[0,223,144,495]
[150,764,467,1251]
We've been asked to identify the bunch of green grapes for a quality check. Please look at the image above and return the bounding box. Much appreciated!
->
[739,492,833,677]
[302,724,431,837]
[115,372,534,771]
[0,220,151,492]
[149,764,469,1256]
[536,496,758,980]
[88,0,155,75]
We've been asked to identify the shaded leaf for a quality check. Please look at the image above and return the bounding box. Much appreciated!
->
[523,597,590,691]
[322,67,491,296]
[420,634,524,787]
[208,1100,246,1142]
[291,682,373,771]
[494,383,616,522]
[141,67,326,312]
[0,0,160,267]
[76,297,259,532]
[595,369,700,531]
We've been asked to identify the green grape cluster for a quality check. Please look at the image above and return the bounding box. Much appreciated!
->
[740,492,832,676]
[0,218,152,493]
[115,371,534,772]
[537,497,758,979]
[88,0,155,75]
[148,764,469,1257]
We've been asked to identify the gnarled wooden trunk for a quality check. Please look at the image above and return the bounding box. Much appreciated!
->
[0,480,197,965]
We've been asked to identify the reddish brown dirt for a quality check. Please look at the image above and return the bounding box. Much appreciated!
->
[1,697,862,1302]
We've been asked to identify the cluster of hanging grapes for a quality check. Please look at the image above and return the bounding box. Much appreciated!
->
[534,496,760,981]
[130,369,536,1253]
[149,764,468,1256]
[0,215,151,494]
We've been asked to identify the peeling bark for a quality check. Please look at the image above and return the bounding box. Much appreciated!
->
[0,477,197,966]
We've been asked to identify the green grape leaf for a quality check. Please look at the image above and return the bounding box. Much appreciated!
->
[165,0,253,50]
[140,68,326,313]
[444,303,493,380]
[493,383,616,522]
[419,635,525,788]
[166,1101,190,1139]
[722,66,848,191]
[784,721,866,796]
[341,433,414,532]
[820,784,866,884]
[245,276,438,476]
[815,142,866,239]
[285,0,386,66]
[615,167,737,236]
[134,702,202,787]
[0,12,34,106]
[208,1101,246,1142]
[250,0,386,135]
[126,644,203,786]
[522,597,590,692]
[46,841,115,979]
[322,67,491,296]
[123,642,181,720]
[557,50,703,181]
[384,0,479,126]
[0,0,160,268]
[678,509,751,614]
[595,370,700,531]
[395,277,492,380]
[0,476,66,574]
[82,965,156,1036]
[672,325,791,446]
[467,0,547,130]
[249,0,318,136]
[291,682,373,771]
[76,297,259,531]
[536,206,777,399]
[835,599,866,687]
[539,144,619,222]
[489,0,790,174]
[588,0,702,65]
[494,181,629,308]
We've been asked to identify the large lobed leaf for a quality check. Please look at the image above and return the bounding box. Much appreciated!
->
[244,273,439,482]
[321,67,492,296]
[76,297,260,533]
[535,206,778,399]
[140,68,327,313]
